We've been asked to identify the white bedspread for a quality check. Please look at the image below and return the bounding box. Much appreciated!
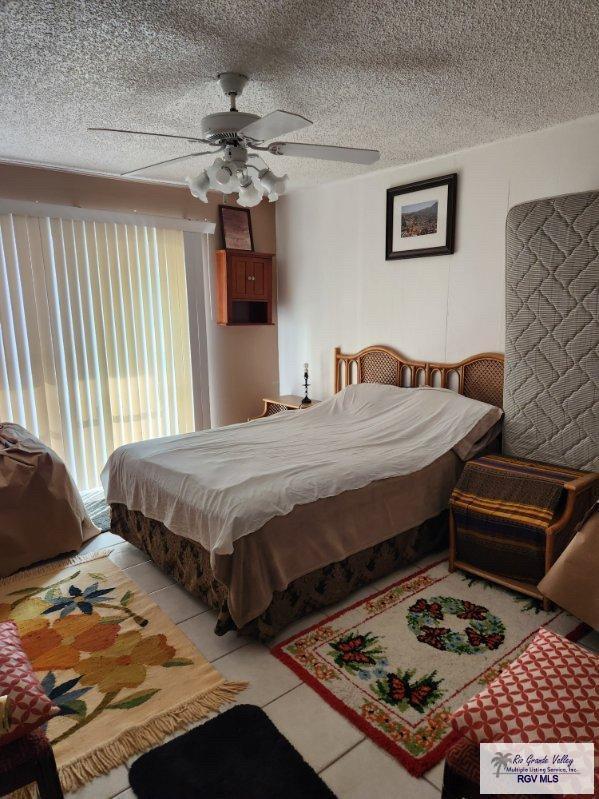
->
[102,384,501,560]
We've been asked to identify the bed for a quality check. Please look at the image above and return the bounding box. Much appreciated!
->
[106,345,504,641]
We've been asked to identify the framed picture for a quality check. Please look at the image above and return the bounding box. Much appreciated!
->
[386,173,457,260]
[219,204,254,251]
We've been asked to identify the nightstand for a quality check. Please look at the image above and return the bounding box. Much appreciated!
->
[252,395,321,419]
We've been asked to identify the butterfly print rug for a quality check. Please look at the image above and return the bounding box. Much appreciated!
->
[271,558,585,777]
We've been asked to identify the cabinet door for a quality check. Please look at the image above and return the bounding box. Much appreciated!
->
[248,258,269,299]
[231,256,250,298]
[251,258,266,299]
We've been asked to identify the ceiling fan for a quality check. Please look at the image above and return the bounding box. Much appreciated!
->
[89,72,380,207]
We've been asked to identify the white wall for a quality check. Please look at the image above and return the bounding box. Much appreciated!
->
[276,113,599,400]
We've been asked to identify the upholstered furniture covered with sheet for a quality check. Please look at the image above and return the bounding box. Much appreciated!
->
[539,502,599,627]
[0,424,97,577]
[503,190,599,471]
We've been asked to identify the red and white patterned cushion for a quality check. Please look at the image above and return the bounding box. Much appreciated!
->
[0,620,59,746]
[452,627,598,743]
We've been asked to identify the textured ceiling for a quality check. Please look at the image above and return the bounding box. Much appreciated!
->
[1,1,599,191]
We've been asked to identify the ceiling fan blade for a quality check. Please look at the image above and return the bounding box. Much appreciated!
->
[89,127,211,144]
[268,141,380,165]
[238,110,312,141]
[121,151,215,176]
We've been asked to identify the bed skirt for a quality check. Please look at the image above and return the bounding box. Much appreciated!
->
[110,503,448,641]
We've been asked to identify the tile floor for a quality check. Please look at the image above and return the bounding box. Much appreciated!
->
[68,532,598,799]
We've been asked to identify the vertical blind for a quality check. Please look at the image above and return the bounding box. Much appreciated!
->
[0,212,194,489]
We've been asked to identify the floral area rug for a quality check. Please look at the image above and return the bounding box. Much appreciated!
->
[272,559,585,777]
[0,551,245,795]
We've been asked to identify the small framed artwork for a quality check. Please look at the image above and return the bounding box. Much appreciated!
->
[219,204,254,251]
[386,173,457,260]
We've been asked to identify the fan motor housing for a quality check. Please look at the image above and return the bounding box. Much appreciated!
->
[201,111,260,142]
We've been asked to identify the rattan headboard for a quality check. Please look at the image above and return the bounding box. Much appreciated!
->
[334,345,505,409]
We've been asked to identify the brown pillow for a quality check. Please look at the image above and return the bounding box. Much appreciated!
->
[452,407,503,460]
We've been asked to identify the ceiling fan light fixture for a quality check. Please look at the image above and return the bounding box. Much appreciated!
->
[206,157,237,192]
[237,178,262,208]
[259,169,288,197]
[214,165,233,186]
[91,74,380,203]
[186,171,210,202]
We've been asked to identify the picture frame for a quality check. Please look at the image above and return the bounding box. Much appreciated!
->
[385,173,457,260]
[219,204,254,251]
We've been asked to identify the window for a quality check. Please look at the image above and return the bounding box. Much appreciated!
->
[0,210,204,489]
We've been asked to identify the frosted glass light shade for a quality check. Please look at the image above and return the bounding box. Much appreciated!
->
[206,158,238,193]
[215,165,233,185]
[186,172,210,202]
[259,169,288,197]
[237,181,262,207]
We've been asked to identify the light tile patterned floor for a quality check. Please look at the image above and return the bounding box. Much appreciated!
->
[66,532,598,799]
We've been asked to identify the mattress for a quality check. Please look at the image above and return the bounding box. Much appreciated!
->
[503,191,599,470]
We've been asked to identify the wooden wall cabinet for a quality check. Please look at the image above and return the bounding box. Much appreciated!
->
[215,249,274,325]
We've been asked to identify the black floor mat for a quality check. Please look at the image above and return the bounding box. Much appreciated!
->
[128,704,337,799]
